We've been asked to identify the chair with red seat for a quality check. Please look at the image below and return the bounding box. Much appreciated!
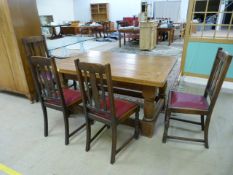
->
[22,35,77,100]
[29,56,85,145]
[163,48,232,148]
[74,59,140,164]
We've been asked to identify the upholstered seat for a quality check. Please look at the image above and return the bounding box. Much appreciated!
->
[91,98,138,120]
[63,88,82,106]
[170,91,209,111]
[45,88,82,106]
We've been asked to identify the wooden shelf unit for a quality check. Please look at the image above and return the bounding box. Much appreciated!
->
[90,3,109,22]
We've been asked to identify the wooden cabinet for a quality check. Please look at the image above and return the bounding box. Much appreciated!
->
[0,0,41,100]
[91,3,109,22]
[139,21,158,50]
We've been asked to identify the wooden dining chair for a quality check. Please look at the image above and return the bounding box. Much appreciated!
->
[74,59,140,164]
[22,35,49,57]
[163,48,232,148]
[29,56,85,145]
[22,35,77,95]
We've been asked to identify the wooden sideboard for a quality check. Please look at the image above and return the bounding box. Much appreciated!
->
[0,0,41,100]
[139,21,158,50]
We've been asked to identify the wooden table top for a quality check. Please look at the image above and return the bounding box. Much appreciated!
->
[56,51,176,87]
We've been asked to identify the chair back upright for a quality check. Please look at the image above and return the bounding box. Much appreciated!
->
[29,56,66,109]
[22,35,49,58]
[204,48,232,113]
[74,59,116,122]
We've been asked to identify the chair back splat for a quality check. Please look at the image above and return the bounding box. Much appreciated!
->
[22,35,49,58]
[75,60,116,122]
[204,48,232,113]
[30,56,65,109]
[22,35,77,100]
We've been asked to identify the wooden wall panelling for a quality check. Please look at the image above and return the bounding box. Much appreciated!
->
[8,0,42,99]
[0,0,41,100]
[0,0,27,93]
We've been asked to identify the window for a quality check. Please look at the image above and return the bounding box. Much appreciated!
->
[189,0,233,40]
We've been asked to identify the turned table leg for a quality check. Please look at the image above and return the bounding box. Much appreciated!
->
[140,84,166,137]
[140,86,157,137]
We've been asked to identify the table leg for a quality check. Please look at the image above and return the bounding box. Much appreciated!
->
[58,26,63,37]
[123,33,126,45]
[140,85,166,137]
[159,82,167,111]
[51,27,56,39]
[168,31,171,46]
[119,31,121,47]
[140,86,157,137]
[171,29,175,43]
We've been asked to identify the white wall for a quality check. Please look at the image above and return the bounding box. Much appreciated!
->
[74,0,141,23]
[74,0,189,23]
[36,0,75,23]
[179,0,189,22]
[74,0,91,22]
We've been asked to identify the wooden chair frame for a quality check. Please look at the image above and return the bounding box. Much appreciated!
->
[163,48,232,148]
[74,59,140,164]
[29,56,85,145]
[22,35,77,100]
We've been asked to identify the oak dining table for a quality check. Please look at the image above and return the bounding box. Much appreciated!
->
[56,51,176,137]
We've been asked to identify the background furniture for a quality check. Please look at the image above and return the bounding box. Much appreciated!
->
[157,27,175,46]
[61,26,80,35]
[39,15,54,35]
[163,48,232,148]
[117,17,139,29]
[46,36,95,55]
[140,21,158,50]
[61,21,81,35]
[0,0,41,101]
[90,3,109,22]
[75,60,140,164]
[29,56,85,145]
[56,51,176,137]
[118,27,140,47]
[42,24,69,39]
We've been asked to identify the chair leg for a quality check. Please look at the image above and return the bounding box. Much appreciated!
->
[86,118,91,152]
[201,115,205,131]
[134,109,140,139]
[63,111,70,145]
[73,81,77,90]
[41,104,48,137]
[111,125,117,164]
[162,109,171,143]
[204,115,211,149]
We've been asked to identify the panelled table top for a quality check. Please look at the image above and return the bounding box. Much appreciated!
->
[56,51,176,87]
